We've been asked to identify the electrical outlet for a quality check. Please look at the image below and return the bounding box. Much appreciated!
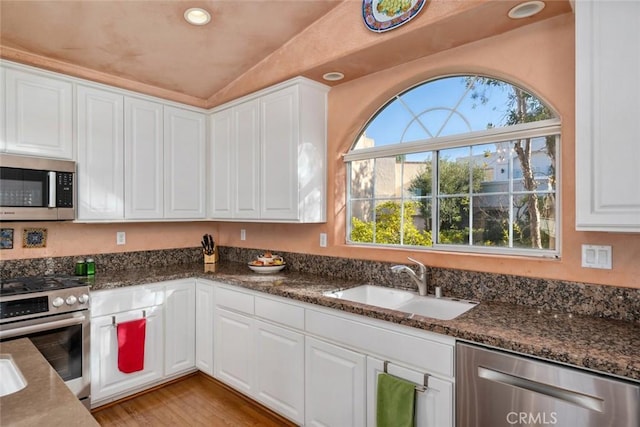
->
[116,231,126,245]
[240,229,246,241]
[319,233,327,247]
[581,244,612,269]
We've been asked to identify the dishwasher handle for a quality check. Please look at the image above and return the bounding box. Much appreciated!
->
[477,366,604,413]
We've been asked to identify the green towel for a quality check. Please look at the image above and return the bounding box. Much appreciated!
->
[376,372,416,427]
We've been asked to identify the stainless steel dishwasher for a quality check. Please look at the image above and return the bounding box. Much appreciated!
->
[456,342,640,427]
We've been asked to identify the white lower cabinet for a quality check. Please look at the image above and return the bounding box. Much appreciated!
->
[305,336,366,427]
[212,284,305,424]
[195,280,214,376]
[367,356,453,427]
[255,319,305,423]
[164,280,196,376]
[213,307,254,394]
[91,305,164,404]
[91,280,455,425]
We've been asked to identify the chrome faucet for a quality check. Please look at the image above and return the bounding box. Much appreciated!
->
[391,257,428,296]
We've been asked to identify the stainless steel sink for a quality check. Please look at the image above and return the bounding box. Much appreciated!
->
[0,355,27,397]
[323,284,478,320]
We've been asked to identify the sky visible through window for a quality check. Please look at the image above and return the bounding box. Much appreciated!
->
[363,76,516,161]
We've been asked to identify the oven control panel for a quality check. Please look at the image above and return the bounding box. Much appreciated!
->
[0,287,90,323]
[1,296,48,320]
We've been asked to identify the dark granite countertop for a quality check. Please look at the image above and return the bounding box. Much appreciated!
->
[87,261,640,382]
[0,339,99,427]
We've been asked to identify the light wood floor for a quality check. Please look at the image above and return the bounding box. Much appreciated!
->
[92,373,296,426]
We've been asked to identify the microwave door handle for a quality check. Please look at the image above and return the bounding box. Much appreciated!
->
[47,171,56,207]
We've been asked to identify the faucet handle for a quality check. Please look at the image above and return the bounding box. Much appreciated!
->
[407,257,426,276]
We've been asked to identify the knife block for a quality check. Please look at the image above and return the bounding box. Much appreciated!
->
[204,249,219,265]
[204,249,218,273]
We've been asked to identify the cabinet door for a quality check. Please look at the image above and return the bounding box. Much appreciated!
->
[254,320,304,424]
[209,109,234,218]
[366,357,453,427]
[234,99,261,219]
[164,280,196,376]
[213,307,254,395]
[195,281,214,376]
[90,306,163,403]
[305,336,366,427]
[163,106,206,218]
[125,97,164,219]
[76,85,124,220]
[576,0,640,231]
[260,86,299,220]
[5,67,73,159]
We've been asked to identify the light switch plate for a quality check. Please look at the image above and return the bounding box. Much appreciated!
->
[240,229,246,241]
[319,233,327,247]
[581,244,612,269]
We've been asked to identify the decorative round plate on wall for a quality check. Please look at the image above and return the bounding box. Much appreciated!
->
[362,0,427,33]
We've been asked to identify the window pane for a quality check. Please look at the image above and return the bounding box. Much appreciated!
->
[373,200,402,244]
[438,196,470,244]
[402,152,432,197]
[350,159,374,199]
[373,157,401,198]
[512,193,557,250]
[360,99,415,148]
[472,194,510,247]
[439,147,471,195]
[350,200,374,243]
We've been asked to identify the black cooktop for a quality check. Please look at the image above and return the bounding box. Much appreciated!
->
[0,276,88,297]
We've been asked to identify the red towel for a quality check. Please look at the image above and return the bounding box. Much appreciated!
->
[117,318,146,373]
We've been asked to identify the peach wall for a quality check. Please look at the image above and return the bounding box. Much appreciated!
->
[1,222,219,260]
[2,13,639,289]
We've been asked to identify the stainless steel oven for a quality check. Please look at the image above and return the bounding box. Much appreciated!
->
[0,276,91,408]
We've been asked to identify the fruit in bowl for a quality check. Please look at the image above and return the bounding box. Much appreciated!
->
[257,251,283,265]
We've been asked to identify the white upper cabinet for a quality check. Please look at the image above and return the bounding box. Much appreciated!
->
[164,106,206,219]
[124,97,164,219]
[76,85,124,220]
[234,99,261,219]
[4,66,73,159]
[209,108,234,218]
[575,0,640,232]
[209,77,328,223]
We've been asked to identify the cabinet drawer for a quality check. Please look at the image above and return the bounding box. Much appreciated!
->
[90,284,164,317]
[255,296,305,330]
[215,286,254,315]
[306,309,454,377]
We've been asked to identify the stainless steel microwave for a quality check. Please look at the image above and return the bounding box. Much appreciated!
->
[0,154,75,221]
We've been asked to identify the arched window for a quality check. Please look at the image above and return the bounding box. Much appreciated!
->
[344,75,560,256]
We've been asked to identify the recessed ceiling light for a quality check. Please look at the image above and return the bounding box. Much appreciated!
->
[322,72,344,82]
[184,8,211,26]
[508,1,545,19]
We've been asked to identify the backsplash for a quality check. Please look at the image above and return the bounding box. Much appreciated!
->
[2,246,638,322]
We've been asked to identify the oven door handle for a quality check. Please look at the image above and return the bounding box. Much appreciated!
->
[0,316,85,339]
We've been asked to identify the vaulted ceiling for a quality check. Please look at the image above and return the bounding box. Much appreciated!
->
[0,1,573,108]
